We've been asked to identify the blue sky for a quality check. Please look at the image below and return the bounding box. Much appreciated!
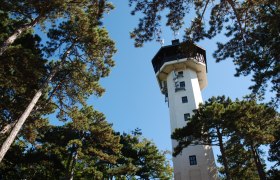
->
[88,0,263,166]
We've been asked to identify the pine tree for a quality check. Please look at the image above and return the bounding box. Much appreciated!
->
[0,114,173,179]
[217,135,259,180]
[0,0,114,56]
[172,96,279,180]
[226,100,279,180]
[268,129,280,169]
[172,96,232,180]
[108,130,173,179]
[0,106,122,179]
[0,12,54,144]
[0,1,116,162]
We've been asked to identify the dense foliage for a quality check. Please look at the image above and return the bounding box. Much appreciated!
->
[0,1,172,179]
[172,96,279,180]
[0,12,54,144]
[0,108,172,179]
[0,0,114,55]
[0,0,116,162]
[109,130,173,179]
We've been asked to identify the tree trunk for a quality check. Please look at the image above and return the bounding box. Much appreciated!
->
[0,46,72,163]
[0,15,42,56]
[69,152,78,180]
[216,127,231,180]
[0,89,43,162]
[250,143,266,180]
[0,80,63,135]
[66,149,74,176]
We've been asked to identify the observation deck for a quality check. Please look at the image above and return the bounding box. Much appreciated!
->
[152,40,208,90]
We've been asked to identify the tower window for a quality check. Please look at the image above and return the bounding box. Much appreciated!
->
[189,155,197,165]
[177,71,183,77]
[175,81,186,92]
[184,113,190,121]
[179,81,185,88]
[182,96,188,103]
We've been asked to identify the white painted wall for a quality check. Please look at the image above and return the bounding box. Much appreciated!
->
[166,67,217,180]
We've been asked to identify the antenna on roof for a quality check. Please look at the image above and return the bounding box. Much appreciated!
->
[159,38,164,46]
[173,30,179,39]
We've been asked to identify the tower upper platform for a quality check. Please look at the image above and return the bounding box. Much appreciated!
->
[152,40,208,90]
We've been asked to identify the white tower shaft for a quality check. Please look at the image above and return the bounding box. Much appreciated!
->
[166,68,217,180]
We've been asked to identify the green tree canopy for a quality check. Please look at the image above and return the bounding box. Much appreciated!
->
[0,0,114,55]
[0,0,116,162]
[172,96,279,180]
[0,106,122,179]
[217,135,259,180]
[108,129,173,180]
[0,117,173,179]
[0,12,54,143]
[269,129,280,168]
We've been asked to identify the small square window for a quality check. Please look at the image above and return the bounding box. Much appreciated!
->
[189,155,197,165]
[179,81,185,88]
[184,113,190,121]
[175,81,186,92]
[182,96,188,103]
[177,71,183,77]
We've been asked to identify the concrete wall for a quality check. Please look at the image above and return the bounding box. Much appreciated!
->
[166,68,217,180]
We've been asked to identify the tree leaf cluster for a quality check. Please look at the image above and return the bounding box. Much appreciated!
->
[107,131,173,179]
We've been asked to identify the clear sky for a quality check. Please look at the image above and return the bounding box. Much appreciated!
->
[87,1,271,166]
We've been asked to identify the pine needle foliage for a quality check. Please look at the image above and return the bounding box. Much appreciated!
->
[172,96,279,180]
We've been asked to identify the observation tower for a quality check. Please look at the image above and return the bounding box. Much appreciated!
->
[152,40,217,180]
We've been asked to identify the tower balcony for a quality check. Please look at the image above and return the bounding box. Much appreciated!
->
[152,40,208,91]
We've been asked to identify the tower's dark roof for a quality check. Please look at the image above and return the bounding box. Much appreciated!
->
[151,41,207,73]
